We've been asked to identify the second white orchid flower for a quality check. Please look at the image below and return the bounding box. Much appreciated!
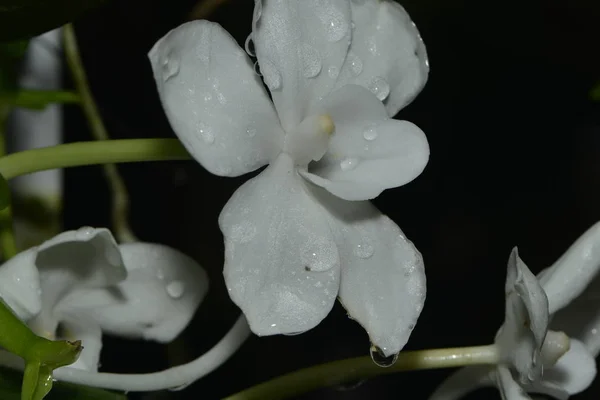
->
[149,0,430,360]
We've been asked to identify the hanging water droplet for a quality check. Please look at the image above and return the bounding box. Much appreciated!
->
[261,60,282,90]
[301,44,322,78]
[322,7,348,42]
[340,157,359,171]
[348,52,363,76]
[328,65,339,79]
[370,344,398,367]
[162,53,180,81]
[166,281,185,299]
[244,35,256,57]
[353,242,374,259]
[368,76,390,101]
[75,226,94,240]
[197,122,215,144]
[246,127,257,137]
[363,124,378,141]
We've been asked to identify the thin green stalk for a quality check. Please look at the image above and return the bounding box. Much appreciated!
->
[0,139,190,180]
[0,105,17,259]
[223,345,499,400]
[63,24,136,243]
[0,90,80,109]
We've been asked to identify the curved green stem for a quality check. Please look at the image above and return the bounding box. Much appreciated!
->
[222,345,499,400]
[0,90,80,109]
[0,139,190,181]
[0,105,17,259]
[64,24,135,243]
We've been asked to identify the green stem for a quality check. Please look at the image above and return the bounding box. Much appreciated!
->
[0,90,80,109]
[0,105,17,259]
[223,345,499,400]
[63,24,136,243]
[0,139,190,180]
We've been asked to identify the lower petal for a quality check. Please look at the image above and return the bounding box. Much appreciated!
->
[302,85,429,201]
[495,366,531,400]
[57,243,208,343]
[0,251,41,320]
[429,366,494,400]
[220,153,340,336]
[313,189,425,356]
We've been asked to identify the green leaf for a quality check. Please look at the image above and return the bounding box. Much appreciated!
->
[0,367,127,400]
[0,1,108,41]
[0,172,9,211]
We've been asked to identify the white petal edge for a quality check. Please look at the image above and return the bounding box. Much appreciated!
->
[252,0,351,129]
[428,366,494,400]
[149,20,283,177]
[57,316,102,372]
[337,0,429,116]
[220,153,340,336]
[539,221,600,314]
[495,366,532,400]
[302,84,429,201]
[0,250,41,320]
[312,187,425,356]
[58,243,208,343]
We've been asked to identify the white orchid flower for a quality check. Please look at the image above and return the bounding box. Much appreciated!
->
[431,222,600,400]
[0,227,208,372]
[149,0,429,358]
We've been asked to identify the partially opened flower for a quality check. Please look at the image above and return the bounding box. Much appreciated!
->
[0,227,208,372]
[149,0,429,358]
[430,222,600,400]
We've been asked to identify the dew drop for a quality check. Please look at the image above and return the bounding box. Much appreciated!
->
[246,127,257,137]
[322,7,348,42]
[75,226,94,240]
[340,157,359,171]
[348,52,363,76]
[301,44,322,78]
[370,344,398,367]
[353,242,374,259]
[363,124,378,141]
[166,281,185,299]
[368,76,390,101]
[162,53,180,81]
[203,92,213,102]
[261,60,282,90]
[197,123,214,144]
[368,36,378,55]
[301,243,336,272]
[328,65,339,79]
[244,35,256,57]
[156,268,165,280]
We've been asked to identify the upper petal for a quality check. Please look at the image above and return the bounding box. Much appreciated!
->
[252,0,351,129]
[0,251,41,320]
[301,84,429,200]
[428,366,494,400]
[58,243,208,343]
[220,153,340,336]
[538,221,600,315]
[313,188,425,356]
[336,0,429,116]
[149,20,283,177]
[495,248,549,385]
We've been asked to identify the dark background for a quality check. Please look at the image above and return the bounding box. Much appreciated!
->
[61,0,600,398]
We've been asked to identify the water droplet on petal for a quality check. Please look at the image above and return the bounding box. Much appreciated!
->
[75,226,94,240]
[370,345,398,367]
[353,242,374,259]
[368,76,390,101]
[328,65,340,79]
[348,52,363,76]
[363,124,378,141]
[162,53,180,81]
[301,44,322,78]
[197,123,214,144]
[156,268,165,280]
[246,127,257,137]
[166,281,185,299]
[203,92,213,102]
[340,157,359,171]
[322,6,348,42]
[244,35,256,57]
[301,243,337,272]
[260,60,282,91]
[368,36,378,55]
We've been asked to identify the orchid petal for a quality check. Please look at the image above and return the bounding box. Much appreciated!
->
[252,0,351,129]
[220,153,340,336]
[149,20,283,177]
[337,0,429,116]
[495,366,532,400]
[301,84,428,201]
[428,366,494,400]
[313,188,425,356]
[58,243,208,343]
[0,251,41,320]
[496,248,549,384]
[537,339,597,396]
[538,221,600,315]
[58,316,102,372]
